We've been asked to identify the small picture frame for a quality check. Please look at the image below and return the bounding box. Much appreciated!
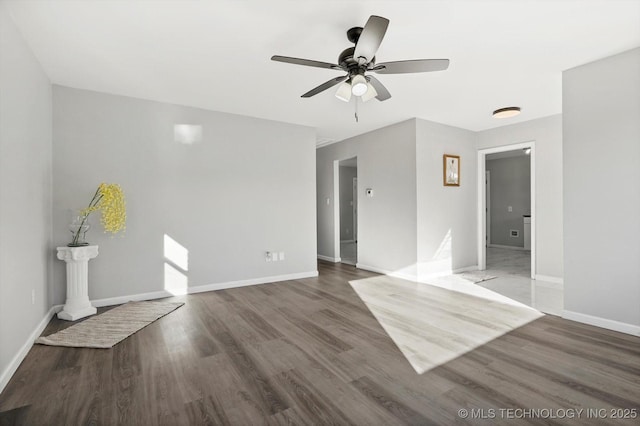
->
[443,154,460,186]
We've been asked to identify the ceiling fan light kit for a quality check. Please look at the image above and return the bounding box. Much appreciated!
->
[350,74,368,96]
[335,81,353,102]
[361,82,378,102]
[271,14,450,118]
[493,106,521,118]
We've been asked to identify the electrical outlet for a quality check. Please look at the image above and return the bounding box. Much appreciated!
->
[279,252,285,261]
[508,206,513,212]
[265,251,272,262]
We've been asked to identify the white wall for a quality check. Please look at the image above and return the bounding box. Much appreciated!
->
[416,119,477,279]
[52,86,317,303]
[317,118,477,279]
[563,48,640,333]
[316,120,417,276]
[477,115,563,280]
[0,5,52,391]
[486,156,531,247]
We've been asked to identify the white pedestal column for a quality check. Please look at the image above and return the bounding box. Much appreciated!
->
[56,245,99,321]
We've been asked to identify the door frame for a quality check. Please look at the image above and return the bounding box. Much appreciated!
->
[477,141,535,278]
[352,177,358,242]
[333,157,358,262]
[332,160,341,261]
[485,170,491,246]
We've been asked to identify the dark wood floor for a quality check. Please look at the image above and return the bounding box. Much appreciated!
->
[1,261,639,425]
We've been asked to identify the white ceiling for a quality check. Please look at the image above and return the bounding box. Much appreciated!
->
[6,0,640,144]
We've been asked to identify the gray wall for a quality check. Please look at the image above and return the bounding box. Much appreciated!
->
[339,166,357,241]
[563,48,640,329]
[477,115,563,280]
[317,118,478,279]
[486,156,531,247]
[416,119,477,278]
[0,5,52,389]
[52,86,317,303]
[317,120,417,276]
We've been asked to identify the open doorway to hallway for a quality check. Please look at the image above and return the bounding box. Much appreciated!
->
[485,149,531,278]
[338,157,357,265]
[477,143,562,315]
[478,142,535,277]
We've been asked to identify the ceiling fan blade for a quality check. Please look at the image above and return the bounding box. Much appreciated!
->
[371,59,449,74]
[271,55,342,70]
[301,76,348,98]
[367,76,391,101]
[354,15,389,64]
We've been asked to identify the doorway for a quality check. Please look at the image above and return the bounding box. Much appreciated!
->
[477,142,535,278]
[484,149,531,278]
[338,157,357,265]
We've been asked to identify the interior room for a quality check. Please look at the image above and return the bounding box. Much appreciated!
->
[1,1,639,424]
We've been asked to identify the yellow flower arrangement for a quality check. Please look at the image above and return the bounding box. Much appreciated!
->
[70,183,126,246]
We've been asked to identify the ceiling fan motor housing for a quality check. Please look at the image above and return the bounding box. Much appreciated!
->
[339,47,375,74]
[346,26,363,43]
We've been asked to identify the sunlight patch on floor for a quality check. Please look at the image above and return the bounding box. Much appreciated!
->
[349,275,544,374]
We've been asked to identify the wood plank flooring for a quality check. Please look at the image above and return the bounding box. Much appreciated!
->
[349,274,544,373]
[1,261,639,425]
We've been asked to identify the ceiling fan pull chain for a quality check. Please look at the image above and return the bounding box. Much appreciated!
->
[354,97,359,123]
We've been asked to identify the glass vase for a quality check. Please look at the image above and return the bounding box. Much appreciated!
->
[68,209,91,247]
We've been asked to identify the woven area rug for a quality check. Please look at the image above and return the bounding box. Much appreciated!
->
[36,301,184,348]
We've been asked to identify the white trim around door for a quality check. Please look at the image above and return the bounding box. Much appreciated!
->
[477,141,536,279]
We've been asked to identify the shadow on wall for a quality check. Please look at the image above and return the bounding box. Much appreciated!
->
[164,234,188,295]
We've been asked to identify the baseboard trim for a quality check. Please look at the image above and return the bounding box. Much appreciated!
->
[562,310,640,336]
[318,255,341,263]
[453,265,479,273]
[92,290,174,308]
[0,305,60,394]
[188,271,319,294]
[340,239,355,243]
[488,244,528,251]
[355,263,417,282]
[417,265,480,281]
[534,274,564,286]
[91,271,320,306]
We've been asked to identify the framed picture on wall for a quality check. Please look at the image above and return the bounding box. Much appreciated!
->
[443,154,460,186]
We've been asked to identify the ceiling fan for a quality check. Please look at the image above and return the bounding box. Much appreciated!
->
[271,15,449,104]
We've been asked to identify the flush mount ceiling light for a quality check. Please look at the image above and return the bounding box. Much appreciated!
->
[493,106,521,118]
